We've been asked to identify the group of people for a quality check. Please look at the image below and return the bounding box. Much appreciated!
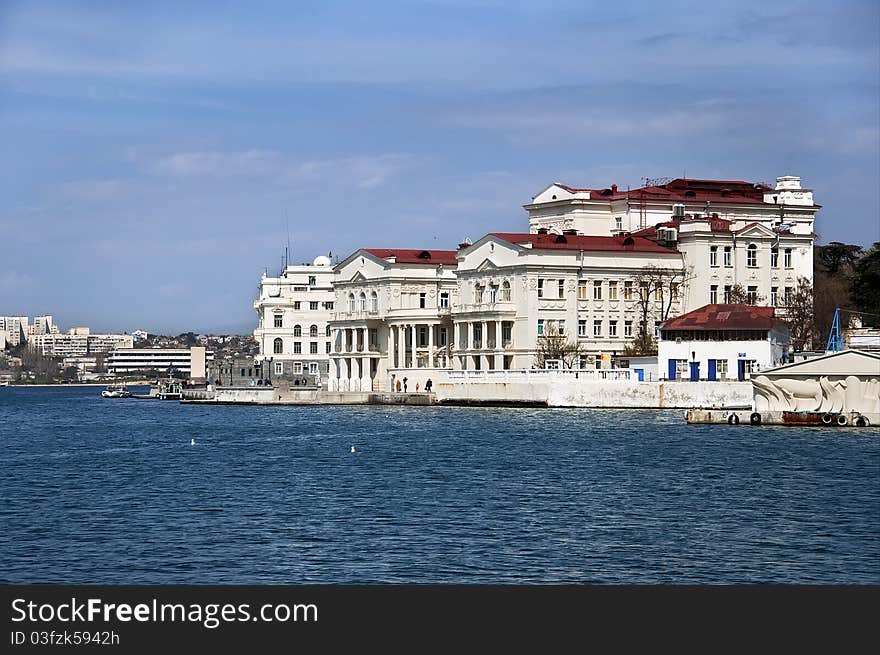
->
[393,376,433,393]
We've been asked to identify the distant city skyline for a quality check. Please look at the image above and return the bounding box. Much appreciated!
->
[1,0,878,333]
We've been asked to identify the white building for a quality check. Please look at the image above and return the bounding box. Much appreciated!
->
[328,248,459,392]
[453,232,685,370]
[29,332,133,357]
[253,255,336,381]
[107,347,213,377]
[525,176,817,316]
[658,304,789,381]
[0,316,29,347]
[28,315,58,337]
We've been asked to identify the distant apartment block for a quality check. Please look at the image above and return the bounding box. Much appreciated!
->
[107,347,213,377]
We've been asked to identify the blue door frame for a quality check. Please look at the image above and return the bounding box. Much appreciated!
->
[634,368,645,382]
[707,359,717,381]
[668,359,677,380]
[737,359,746,381]
[689,361,700,381]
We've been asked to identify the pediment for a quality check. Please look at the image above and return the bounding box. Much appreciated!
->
[477,258,498,272]
[736,223,776,239]
[349,271,368,283]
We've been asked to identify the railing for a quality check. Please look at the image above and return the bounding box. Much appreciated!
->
[457,302,516,314]
[443,368,633,383]
[332,311,380,321]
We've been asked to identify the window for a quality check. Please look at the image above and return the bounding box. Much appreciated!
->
[293,362,302,374]
[440,291,450,308]
[654,287,663,301]
[771,286,778,306]
[593,320,602,337]
[324,301,334,310]
[654,321,662,338]
[308,276,316,286]
[489,285,498,303]
[309,362,318,375]
[593,281,603,300]
[293,324,301,337]
[273,314,283,328]
[578,320,586,337]
[609,320,618,338]
[501,323,511,344]
[615,217,622,231]
[578,280,588,300]
[325,342,332,353]
[624,320,633,337]
[723,246,732,267]
[310,301,318,310]
[723,285,732,303]
[556,279,564,299]
[747,285,757,304]
[784,286,793,306]
[771,248,779,268]
[348,293,355,313]
[747,244,757,267]
[309,324,318,337]
[293,342,301,354]
[370,291,378,312]
[558,320,565,335]
[439,327,448,347]
[325,325,331,337]
[609,281,618,300]
[537,319,544,336]
[310,342,318,354]
[419,292,427,309]
[537,279,544,298]
[273,338,283,354]
[715,359,728,379]
[500,282,510,302]
[274,362,283,375]
[710,284,718,304]
[293,301,301,310]
[671,283,680,301]
[623,281,633,301]
[358,293,366,312]
[710,246,718,267]
[784,248,792,268]
[472,324,482,346]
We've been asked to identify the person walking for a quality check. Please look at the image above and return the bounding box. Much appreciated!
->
[425,378,433,392]
[403,377,408,392]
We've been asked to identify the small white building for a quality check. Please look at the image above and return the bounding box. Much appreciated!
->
[658,304,789,381]
[107,347,213,378]
[253,255,336,382]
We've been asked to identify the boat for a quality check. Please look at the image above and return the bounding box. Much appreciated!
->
[101,383,132,398]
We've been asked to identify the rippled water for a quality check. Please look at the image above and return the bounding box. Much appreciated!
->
[1,386,878,584]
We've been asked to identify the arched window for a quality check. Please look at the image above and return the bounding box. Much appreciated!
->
[371,291,379,312]
[293,324,301,337]
[310,324,318,337]
[273,338,283,354]
[747,243,757,268]
[348,293,356,313]
[359,292,366,311]
[501,280,511,302]
[325,325,331,337]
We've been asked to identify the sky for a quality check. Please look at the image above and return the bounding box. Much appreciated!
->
[1,0,878,334]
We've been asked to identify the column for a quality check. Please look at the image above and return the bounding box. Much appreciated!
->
[481,321,487,350]
[428,322,435,369]
[362,327,368,352]
[388,325,396,370]
[496,320,502,350]
[410,324,417,369]
[341,328,348,353]
[467,322,474,350]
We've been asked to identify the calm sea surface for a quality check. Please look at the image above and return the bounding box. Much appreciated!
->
[1,386,878,584]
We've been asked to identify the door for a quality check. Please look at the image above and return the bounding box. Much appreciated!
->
[635,368,644,382]
[689,361,700,382]
[737,359,746,381]
[668,359,677,380]
[707,359,717,381]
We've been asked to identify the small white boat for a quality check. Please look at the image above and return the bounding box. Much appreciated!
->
[101,383,131,398]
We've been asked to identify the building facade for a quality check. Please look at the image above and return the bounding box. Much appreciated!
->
[453,232,685,370]
[253,255,336,383]
[658,304,789,381]
[525,176,817,317]
[107,347,213,377]
[29,332,133,357]
[0,316,29,347]
[328,248,458,392]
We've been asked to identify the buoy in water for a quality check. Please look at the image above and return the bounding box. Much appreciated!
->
[351,446,356,453]
[191,438,195,446]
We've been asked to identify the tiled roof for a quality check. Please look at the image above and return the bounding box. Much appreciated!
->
[362,249,459,266]
[548,177,821,208]
[661,304,782,331]
[491,232,677,254]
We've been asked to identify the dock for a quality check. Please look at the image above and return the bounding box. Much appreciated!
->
[686,408,876,427]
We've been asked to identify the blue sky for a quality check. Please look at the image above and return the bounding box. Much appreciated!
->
[1,0,878,334]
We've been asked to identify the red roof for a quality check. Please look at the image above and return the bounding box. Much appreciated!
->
[662,304,783,331]
[545,177,821,208]
[362,248,459,266]
[491,232,677,254]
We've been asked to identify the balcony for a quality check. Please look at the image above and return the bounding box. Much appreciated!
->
[332,310,380,322]
[457,301,516,315]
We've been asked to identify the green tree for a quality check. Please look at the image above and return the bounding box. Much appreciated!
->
[817,242,863,275]
[851,242,880,321]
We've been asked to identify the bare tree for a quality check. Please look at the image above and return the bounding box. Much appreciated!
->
[783,276,816,351]
[627,264,689,355]
[534,322,584,369]
[725,283,765,305]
